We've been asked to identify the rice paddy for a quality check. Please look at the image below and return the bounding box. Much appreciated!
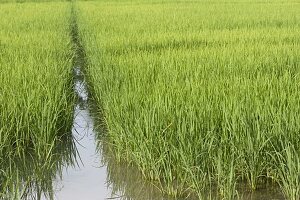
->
[76,1,300,199]
[0,2,76,199]
[1,0,300,199]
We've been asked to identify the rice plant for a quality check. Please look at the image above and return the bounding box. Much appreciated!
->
[76,0,300,199]
[0,2,75,199]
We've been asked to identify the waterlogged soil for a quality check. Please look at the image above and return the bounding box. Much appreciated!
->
[238,183,285,200]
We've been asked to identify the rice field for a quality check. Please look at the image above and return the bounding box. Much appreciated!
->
[0,2,76,199]
[76,1,300,199]
[1,0,300,199]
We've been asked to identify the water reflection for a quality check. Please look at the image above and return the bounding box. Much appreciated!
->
[97,130,285,200]
[0,131,77,200]
[98,145,187,200]
[53,105,111,200]
[238,182,285,200]
[93,106,194,200]
[50,59,113,199]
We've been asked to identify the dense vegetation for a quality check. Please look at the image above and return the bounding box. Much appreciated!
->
[0,2,75,199]
[76,1,300,199]
[1,0,300,199]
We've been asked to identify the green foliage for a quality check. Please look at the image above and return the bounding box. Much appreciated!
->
[0,2,75,199]
[76,1,300,199]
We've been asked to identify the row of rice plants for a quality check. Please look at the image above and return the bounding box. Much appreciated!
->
[0,0,65,4]
[0,2,75,199]
[76,1,300,199]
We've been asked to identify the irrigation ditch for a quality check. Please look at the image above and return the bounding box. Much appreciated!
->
[50,4,112,199]
[49,4,119,199]
[45,3,172,200]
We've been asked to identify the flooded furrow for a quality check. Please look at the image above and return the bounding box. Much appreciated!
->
[52,67,111,199]
[48,7,115,199]
[47,5,168,200]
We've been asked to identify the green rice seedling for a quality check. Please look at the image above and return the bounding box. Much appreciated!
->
[0,2,76,199]
[269,140,300,200]
[76,0,300,199]
[1,132,77,200]
[0,0,67,3]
